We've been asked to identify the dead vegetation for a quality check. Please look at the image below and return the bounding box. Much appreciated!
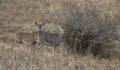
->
[62,2,119,59]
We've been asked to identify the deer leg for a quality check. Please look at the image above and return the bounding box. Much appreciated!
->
[11,41,22,52]
[31,41,37,53]
[38,39,43,47]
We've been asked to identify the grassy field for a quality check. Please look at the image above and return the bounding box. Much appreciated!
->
[0,0,120,70]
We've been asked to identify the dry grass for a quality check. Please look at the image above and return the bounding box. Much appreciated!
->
[0,46,120,70]
[0,0,120,70]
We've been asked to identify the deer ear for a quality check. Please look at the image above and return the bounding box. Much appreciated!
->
[57,24,65,34]
[35,22,38,25]
[43,23,45,25]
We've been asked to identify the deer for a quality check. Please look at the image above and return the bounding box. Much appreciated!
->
[38,23,65,47]
[12,22,45,51]
[13,22,65,51]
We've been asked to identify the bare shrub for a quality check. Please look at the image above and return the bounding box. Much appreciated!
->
[62,2,119,59]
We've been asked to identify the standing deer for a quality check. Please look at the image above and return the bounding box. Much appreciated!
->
[13,22,65,51]
[12,22,45,51]
[38,23,65,47]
